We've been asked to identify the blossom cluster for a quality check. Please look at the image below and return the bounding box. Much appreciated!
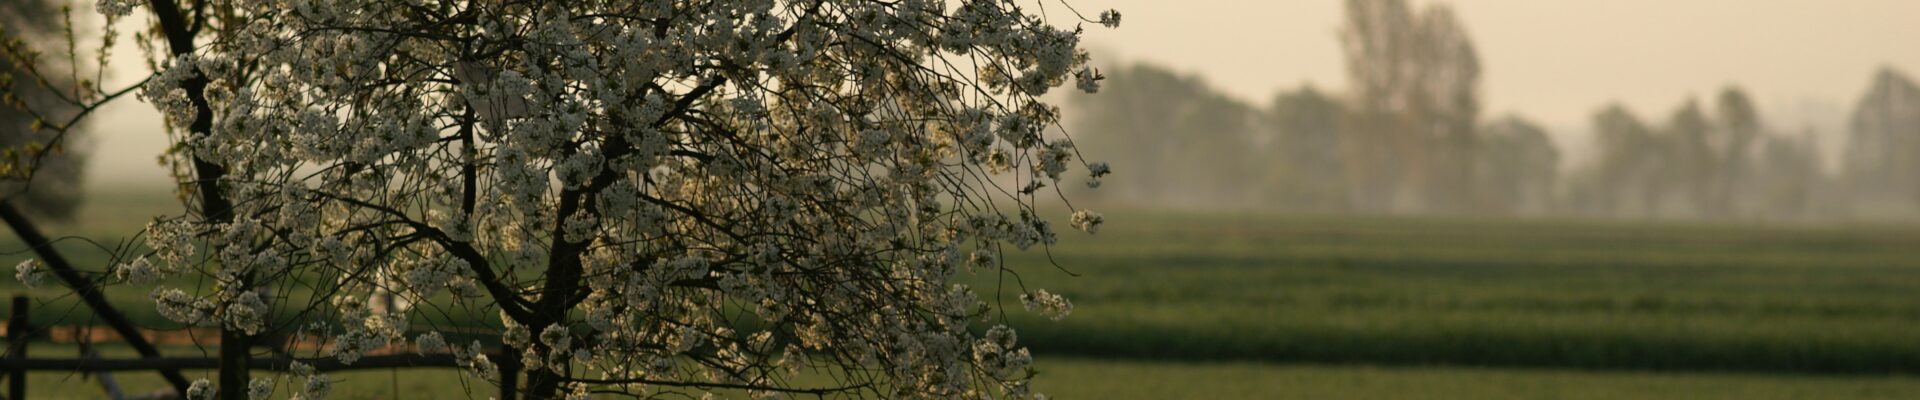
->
[288,361,332,400]
[13,259,42,288]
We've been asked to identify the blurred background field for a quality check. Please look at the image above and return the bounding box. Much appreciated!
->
[6,188,1920,398]
[993,211,1920,373]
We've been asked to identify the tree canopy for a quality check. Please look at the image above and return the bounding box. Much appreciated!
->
[8,0,1121,398]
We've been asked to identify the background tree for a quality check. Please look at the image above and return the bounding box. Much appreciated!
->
[1842,67,1920,210]
[1755,132,1824,217]
[1339,0,1482,213]
[1474,116,1557,215]
[1069,63,1260,208]
[1710,86,1762,218]
[1581,104,1659,217]
[1663,98,1716,217]
[0,0,93,220]
[1262,85,1348,211]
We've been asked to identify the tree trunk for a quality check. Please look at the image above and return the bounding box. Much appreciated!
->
[523,368,563,399]
[217,330,249,399]
[147,0,242,396]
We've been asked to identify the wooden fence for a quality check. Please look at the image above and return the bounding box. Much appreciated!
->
[0,295,519,399]
[0,202,519,399]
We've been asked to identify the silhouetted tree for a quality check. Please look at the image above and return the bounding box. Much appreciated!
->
[1756,133,1824,217]
[1476,116,1558,214]
[1070,63,1262,208]
[1263,85,1349,211]
[1583,104,1660,217]
[1665,98,1717,217]
[1710,86,1763,217]
[1340,0,1482,212]
[1842,67,1920,209]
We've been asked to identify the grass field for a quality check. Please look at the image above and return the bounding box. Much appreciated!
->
[987,211,1920,373]
[6,189,1920,398]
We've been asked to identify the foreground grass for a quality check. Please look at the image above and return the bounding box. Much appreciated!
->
[22,353,1920,399]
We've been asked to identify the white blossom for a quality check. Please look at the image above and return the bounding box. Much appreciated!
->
[297,374,331,400]
[565,382,593,400]
[289,361,313,377]
[115,257,162,285]
[1076,67,1104,94]
[13,259,43,288]
[95,0,139,17]
[144,219,196,268]
[152,288,213,325]
[1100,10,1124,28]
[1087,161,1112,188]
[248,377,275,400]
[415,331,447,354]
[186,379,214,400]
[1071,210,1105,234]
[224,290,269,335]
[474,355,500,380]
[1021,289,1074,321]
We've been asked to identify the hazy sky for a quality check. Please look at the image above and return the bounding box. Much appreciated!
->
[1074,0,1920,164]
[81,1,1920,187]
[1078,0,1920,123]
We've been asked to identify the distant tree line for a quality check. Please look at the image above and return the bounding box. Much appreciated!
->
[1068,0,1920,221]
[1560,89,1832,219]
[1842,68,1920,216]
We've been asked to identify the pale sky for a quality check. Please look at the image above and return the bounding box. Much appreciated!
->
[81,1,1920,187]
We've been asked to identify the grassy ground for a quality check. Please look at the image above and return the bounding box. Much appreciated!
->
[983,211,1920,373]
[1037,358,1920,400]
[8,189,1920,397]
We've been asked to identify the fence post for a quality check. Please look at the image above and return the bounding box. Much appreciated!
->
[7,296,29,400]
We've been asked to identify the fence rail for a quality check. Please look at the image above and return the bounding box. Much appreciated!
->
[1,201,194,394]
[0,353,461,372]
[0,201,523,400]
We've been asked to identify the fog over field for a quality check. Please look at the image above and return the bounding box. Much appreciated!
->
[69,1,1920,221]
[1074,0,1920,163]
[1043,0,1920,220]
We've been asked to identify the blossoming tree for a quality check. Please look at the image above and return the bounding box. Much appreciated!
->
[9,0,1117,398]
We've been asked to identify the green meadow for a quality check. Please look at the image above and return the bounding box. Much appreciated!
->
[989,211,1920,373]
[6,190,1920,398]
